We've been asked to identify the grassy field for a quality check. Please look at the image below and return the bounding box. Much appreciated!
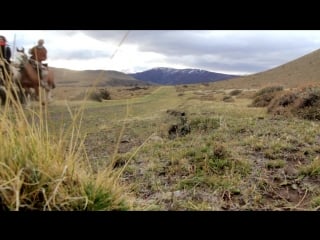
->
[20,84,320,210]
[3,46,320,210]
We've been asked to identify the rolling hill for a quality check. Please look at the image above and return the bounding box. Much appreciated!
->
[49,67,155,100]
[129,67,239,85]
[210,48,320,89]
[51,67,152,87]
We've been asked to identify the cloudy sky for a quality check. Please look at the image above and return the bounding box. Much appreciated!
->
[1,30,320,75]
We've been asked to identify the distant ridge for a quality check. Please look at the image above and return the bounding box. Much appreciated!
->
[129,67,239,85]
[51,67,152,87]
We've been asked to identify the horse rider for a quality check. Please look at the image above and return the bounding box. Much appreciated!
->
[0,35,12,83]
[28,39,50,90]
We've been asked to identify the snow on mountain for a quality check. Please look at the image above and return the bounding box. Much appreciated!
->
[129,67,239,85]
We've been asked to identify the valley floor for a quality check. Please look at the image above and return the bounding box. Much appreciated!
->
[47,85,320,210]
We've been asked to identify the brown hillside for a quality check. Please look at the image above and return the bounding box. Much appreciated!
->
[49,68,153,100]
[211,48,320,89]
[51,68,151,87]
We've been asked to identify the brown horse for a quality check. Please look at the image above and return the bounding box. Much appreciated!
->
[12,47,56,105]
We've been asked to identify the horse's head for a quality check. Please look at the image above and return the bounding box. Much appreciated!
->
[14,47,28,66]
[16,47,25,53]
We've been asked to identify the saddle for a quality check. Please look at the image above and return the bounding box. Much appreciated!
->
[28,59,48,71]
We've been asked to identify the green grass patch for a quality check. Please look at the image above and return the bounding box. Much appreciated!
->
[299,157,320,176]
[266,159,286,169]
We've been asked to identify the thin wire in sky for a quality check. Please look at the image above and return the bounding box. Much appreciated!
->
[110,30,130,60]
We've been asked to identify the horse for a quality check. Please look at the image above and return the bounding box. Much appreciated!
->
[0,57,25,105]
[12,47,56,105]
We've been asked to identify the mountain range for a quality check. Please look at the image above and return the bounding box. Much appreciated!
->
[128,67,239,85]
[52,67,239,87]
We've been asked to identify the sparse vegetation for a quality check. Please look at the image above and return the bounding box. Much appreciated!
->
[266,160,286,169]
[189,117,220,132]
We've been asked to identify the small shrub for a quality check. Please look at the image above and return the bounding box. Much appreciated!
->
[256,86,284,96]
[250,86,284,107]
[297,87,320,108]
[90,88,111,102]
[263,86,320,120]
[291,87,320,120]
[229,89,242,96]
[267,91,298,116]
[223,96,235,102]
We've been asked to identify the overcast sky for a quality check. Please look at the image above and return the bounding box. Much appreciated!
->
[1,30,320,75]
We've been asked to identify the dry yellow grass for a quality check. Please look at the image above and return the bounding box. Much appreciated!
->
[0,74,132,211]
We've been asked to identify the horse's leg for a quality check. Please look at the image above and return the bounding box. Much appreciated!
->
[34,86,40,102]
[0,85,7,105]
[43,69,54,104]
[47,69,55,89]
[23,88,32,107]
[36,87,48,106]
[41,88,48,106]
[44,89,53,104]
[39,67,51,91]
[14,79,27,106]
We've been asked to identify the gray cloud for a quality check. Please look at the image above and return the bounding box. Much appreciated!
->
[78,30,320,74]
[5,30,320,74]
[125,31,314,54]
[82,30,130,44]
[50,49,110,60]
